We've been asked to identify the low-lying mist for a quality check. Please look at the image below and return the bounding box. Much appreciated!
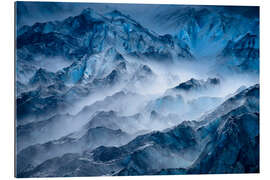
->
[56,55,259,137]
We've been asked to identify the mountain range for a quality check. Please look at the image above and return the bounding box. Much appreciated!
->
[15,3,259,177]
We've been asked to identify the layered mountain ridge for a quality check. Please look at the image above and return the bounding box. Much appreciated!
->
[17,84,259,177]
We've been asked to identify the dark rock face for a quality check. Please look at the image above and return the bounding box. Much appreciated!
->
[16,89,70,123]
[217,33,259,73]
[171,77,221,95]
[175,78,202,91]
[188,113,259,174]
[29,68,56,86]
